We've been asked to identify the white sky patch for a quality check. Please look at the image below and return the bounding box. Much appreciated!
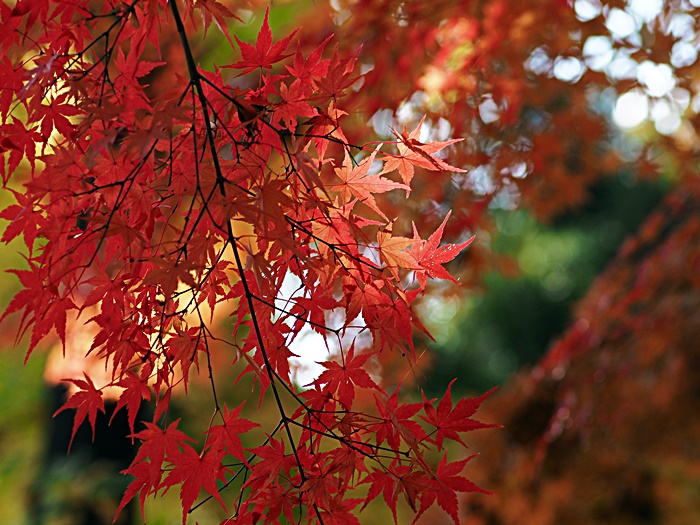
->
[669,13,696,40]
[370,108,396,138]
[671,41,698,68]
[638,61,676,98]
[434,117,453,141]
[277,272,374,387]
[613,90,648,128]
[606,8,637,39]
[673,88,691,113]
[603,4,685,132]
[526,47,553,76]
[606,49,638,79]
[650,99,671,122]
[396,91,429,125]
[650,99,682,135]
[479,97,500,124]
[510,161,528,179]
[467,165,496,195]
[276,272,329,386]
[553,56,585,83]
[628,0,663,22]
[583,36,614,71]
[574,0,602,22]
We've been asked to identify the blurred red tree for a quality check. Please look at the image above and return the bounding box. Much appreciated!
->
[460,179,700,525]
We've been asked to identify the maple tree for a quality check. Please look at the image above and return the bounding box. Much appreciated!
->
[283,0,700,523]
[0,1,495,524]
[4,0,700,522]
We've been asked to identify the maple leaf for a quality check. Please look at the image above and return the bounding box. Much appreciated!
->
[0,120,41,182]
[164,444,228,523]
[376,230,419,280]
[362,463,425,523]
[373,387,426,451]
[316,44,362,99]
[142,257,200,301]
[53,373,105,451]
[382,116,466,188]
[115,460,161,523]
[231,6,300,74]
[410,211,475,289]
[343,278,388,327]
[116,419,195,519]
[164,327,205,391]
[329,146,410,220]
[132,419,194,486]
[206,402,260,466]
[195,0,241,48]
[414,454,488,525]
[286,36,332,84]
[38,93,78,139]
[0,188,44,254]
[276,78,317,132]
[246,437,295,491]
[307,99,348,161]
[111,370,152,438]
[248,482,297,524]
[421,380,498,449]
[313,345,382,410]
[316,497,363,525]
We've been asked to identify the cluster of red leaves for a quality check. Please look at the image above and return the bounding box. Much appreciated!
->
[0,1,495,523]
[292,0,700,288]
[295,0,609,228]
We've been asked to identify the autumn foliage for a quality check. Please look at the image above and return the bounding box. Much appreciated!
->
[459,179,700,525]
[0,0,496,523]
[4,0,700,522]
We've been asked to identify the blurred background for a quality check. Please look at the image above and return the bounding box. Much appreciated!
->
[3,0,700,523]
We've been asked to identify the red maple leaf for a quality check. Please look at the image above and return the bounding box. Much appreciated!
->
[316,497,363,525]
[313,345,382,410]
[231,6,299,73]
[382,116,466,187]
[246,437,296,491]
[415,454,488,525]
[376,230,418,280]
[373,387,425,451]
[362,462,426,523]
[410,211,475,288]
[116,419,195,519]
[286,36,332,84]
[206,402,260,465]
[276,78,318,131]
[329,146,410,220]
[115,460,160,523]
[195,0,241,47]
[164,444,228,524]
[53,373,105,451]
[316,45,362,99]
[0,188,45,253]
[421,380,498,449]
[111,370,152,438]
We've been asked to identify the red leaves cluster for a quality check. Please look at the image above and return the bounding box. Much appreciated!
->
[0,1,495,523]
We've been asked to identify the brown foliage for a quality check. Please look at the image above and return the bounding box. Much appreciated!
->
[462,179,700,525]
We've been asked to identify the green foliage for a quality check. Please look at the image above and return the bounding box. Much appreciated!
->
[424,175,665,394]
